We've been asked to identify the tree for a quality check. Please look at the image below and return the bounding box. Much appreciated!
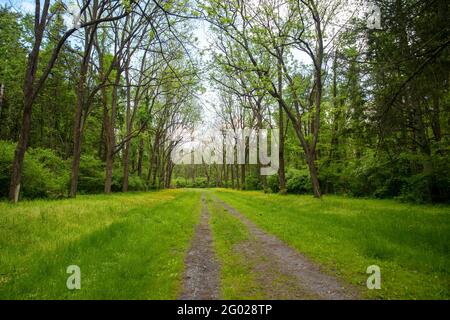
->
[9,0,129,202]
[203,0,344,197]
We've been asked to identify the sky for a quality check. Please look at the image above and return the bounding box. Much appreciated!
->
[1,0,34,12]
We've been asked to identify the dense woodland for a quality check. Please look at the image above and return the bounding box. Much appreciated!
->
[0,0,448,203]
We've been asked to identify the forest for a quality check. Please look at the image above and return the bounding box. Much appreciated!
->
[0,0,448,203]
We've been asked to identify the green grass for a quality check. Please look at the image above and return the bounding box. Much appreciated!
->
[205,195,265,299]
[1,187,448,300]
[209,189,450,300]
[0,189,201,299]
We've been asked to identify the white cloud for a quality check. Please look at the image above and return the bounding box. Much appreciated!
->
[21,1,35,13]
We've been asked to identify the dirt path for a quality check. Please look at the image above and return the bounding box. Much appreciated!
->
[179,194,220,300]
[212,195,360,300]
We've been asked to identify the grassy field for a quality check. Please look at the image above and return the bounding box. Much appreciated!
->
[210,189,450,299]
[0,188,448,299]
[0,190,201,299]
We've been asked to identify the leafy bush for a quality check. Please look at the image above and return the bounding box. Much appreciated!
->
[0,140,68,199]
[266,169,312,194]
[26,147,69,198]
[398,151,450,203]
[244,173,261,190]
[0,141,16,198]
[319,146,450,203]
[192,177,209,188]
[111,169,123,192]
[285,168,312,194]
[127,174,147,191]
[321,150,404,198]
[267,173,279,193]
[173,178,190,188]
[76,154,105,194]
[172,177,212,188]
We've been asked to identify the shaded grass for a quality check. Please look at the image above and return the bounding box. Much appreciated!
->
[205,195,265,299]
[0,190,201,299]
[210,189,450,299]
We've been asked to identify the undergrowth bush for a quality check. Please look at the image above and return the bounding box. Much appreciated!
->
[0,140,68,199]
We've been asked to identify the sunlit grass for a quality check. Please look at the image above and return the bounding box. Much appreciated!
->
[0,189,201,299]
[210,189,450,299]
[1,187,447,300]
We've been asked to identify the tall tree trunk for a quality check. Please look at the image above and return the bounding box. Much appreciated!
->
[307,153,321,198]
[69,91,85,198]
[222,136,228,187]
[205,164,210,186]
[151,155,159,188]
[241,134,248,189]
[329,51,340,161]
[100,63,110,193]
[277,59,286,193]
[69,50,92,197]
[217,164,222,187]
[165,157,173,188]
[137,137,144,177]
[104,68,120,193]
[9,0,50,202]
[326,52,341,193]
[149,134,160,188]
[69,3,98,198]
[431,93,441,142]
[230,164,235,189]
[158,148,165,189]
[9,93,34,202]
[98,121,105,160]
[255,101,266,189]
[235,163,240,189]
[122,58,132,192]
[0,83,4,118]
[278,107,286,193]
[234,142,240,189]
[311,12,323,198]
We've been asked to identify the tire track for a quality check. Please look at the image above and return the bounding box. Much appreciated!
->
[179,194,220,300]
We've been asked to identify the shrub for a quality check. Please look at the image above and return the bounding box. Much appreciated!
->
[0,141,15,198]
[192,177,209,188]
[0,140,68,199]
[173,178,189,188]
[267,174,279,193]
[111,169,123,192]
[76,154,105,194]
[398,152,449,203]
[266,168,312,194]
[285,168,312,194]
[244,173,261,190]
[127,174,147,191]
[26,147,69,198]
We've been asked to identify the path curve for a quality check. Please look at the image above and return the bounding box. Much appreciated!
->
[212,195,360,300]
